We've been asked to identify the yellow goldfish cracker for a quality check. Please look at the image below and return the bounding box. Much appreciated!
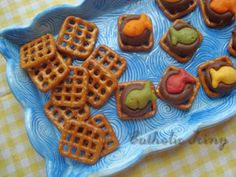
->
[115,81,157,120]
[198,56,236,98]
[209,66,236,88]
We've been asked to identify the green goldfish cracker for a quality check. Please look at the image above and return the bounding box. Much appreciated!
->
[125,81,156,110]
[169,27,198,45]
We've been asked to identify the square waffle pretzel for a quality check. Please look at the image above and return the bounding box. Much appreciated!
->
[50,66,88,108]
[27,52,69,92]
[87,45,127,79]
[60,53,73,65]
[197,56,233,98]
[160,19,203,63]
[82,59,118,108]
[56,16,98,60]
[156,0,197,21]
[44,100,90,131]
[228,38,236,57]
[116,81,157,120]
[88,114,119,156]
[156,66,200,110]
[118,15,154,52]
[20,33,56,69]
[59,120,105,164]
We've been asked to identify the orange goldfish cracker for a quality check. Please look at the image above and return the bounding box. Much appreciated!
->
[123,14,152,37]
[210,0,236,14]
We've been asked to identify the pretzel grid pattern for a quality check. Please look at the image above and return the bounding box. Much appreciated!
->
[50,66,88,108]
[82,60,118,108]
[87,45,127,79]
[44,100,90,131]
[59,120,104,164]
[20,33,56,69]
[28,52,69,92]
[56,16,98,60]
[88,114,119,156]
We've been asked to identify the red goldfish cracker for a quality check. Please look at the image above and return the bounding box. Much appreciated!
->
[210,0,236,14]
[156,66,200,110]
[122,14,152,37]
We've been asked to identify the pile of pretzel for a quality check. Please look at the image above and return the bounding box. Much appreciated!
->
[20,16,127,164]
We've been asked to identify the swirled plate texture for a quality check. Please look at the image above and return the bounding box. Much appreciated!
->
[0,0,236,176]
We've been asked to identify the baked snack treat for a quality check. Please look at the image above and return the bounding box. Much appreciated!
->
[228,27,236,57]
[198,0,236,28]
[82,59,118,108]
[57,16,98,60]
[118,14,154,52]
[88,114,119,156]
[116,81,157,120]
[27,52,69,92]
[58,120,105,164]
[60,53,73,65]
[156,0,197,21]
[44,100,90,131]
[156,66,200,110]
[198,56,236,98]
[87,45,127,79]
[20,33,56,69]
[160,19,203,63]
[50,66,88,108]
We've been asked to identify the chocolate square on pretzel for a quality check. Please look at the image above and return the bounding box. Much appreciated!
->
[118,14,154,52]
[88,114,119,156]
[82,59,118,109]
[156,0,197,21]
[57,16,98,60]
[160,19,203,63]
[87,45,127,79]
[156,66,200,110]
[27,52,69,92]
[228,27,236,57]
[20,33,56,69]
[198,0,236,28]
[44,100,90,132]
[115,81,157,120]
[198,56,236,98]
[50,66,88,108]
[58,120,105,164]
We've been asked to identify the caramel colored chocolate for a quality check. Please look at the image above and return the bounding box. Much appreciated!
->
[205,61,236,96]
[160,0,193,14]
[120,84,152,117]
[232,27,236,50]
[165,22,201,58]
[159,70,194,105]
[120,15,151,46]
[204,0,234,27]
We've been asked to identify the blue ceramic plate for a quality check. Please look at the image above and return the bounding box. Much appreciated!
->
[0,0,236,176]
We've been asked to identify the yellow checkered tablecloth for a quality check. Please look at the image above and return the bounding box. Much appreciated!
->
[0,0,236,177]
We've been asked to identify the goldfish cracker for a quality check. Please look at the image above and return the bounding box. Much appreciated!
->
[210,0,236,14]
[209,66,236,88]
[123,14,152,37]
